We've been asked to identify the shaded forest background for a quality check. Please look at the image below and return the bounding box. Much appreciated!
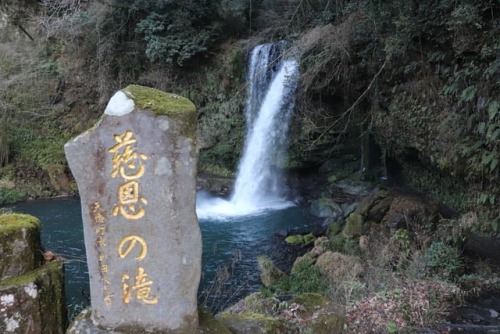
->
[0,0,498,232]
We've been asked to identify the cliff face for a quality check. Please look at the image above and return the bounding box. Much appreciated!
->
[285,2,499,223]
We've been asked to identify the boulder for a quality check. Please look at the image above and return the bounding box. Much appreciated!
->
[354,189,393,221]
[343,212,365,238]
[315,251,363,283]
[310,236,330,257]
[327,219,343,237]
[291,253,316,274]
[382,195,439,229]
[257,256,285,288]
[310,198,343,218]
[285,233,316,246]
[304,312,345,334]
[223,292,280,316]
[291,293,329,316]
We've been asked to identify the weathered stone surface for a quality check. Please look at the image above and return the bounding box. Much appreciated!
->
[64,85,201,333]
[0,260,66,334]
[310,197,343,218]
[0,214,42,279]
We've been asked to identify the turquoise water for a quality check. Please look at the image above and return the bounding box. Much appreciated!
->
[4,197,320,312]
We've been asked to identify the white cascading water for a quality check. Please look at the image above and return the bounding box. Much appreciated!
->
[197,42,299,218]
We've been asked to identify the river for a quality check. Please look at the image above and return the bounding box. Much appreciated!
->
[3,196,320,314]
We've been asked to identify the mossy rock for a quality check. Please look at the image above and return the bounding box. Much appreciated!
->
[123,85,197,139]
[285,233,316,246]
[124,85,196,117]
[291,293,329,317]
[285,234,304,244]
[0,213,42,279]
[217,312,284,334]
[304,312,345,334]
[315,251,363,283]
[221,292,282,318]
[0,259,66,334]
[327,219,342,238]
[342,212,364,238]
[257,255,285,288]
[198,307,232,334]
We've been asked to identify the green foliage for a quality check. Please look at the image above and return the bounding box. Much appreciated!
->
[10,125,67,168]
[424,242,463,281]
[0,187,27,205]
[272,259,327,295]
[391,229,412,257]
[136,13,217,66]
[386,321,398,334]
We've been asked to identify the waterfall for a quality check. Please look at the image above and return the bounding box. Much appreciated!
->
[197,42,299,218]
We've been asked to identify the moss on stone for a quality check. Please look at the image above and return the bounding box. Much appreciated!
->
[0,259,66,333]
[123,85,197,139]
[292,293,329,313]
[306,312,345,334]
[198,307,232,334]
[0,213,42,278]
[257,255,286,288]
[285,233,316,246]
[343,212,364,238]
[124,85,195,117]
[0,213,40,237]
[285,234,304,244]
[303,233,316,245]
[0,260,61,287]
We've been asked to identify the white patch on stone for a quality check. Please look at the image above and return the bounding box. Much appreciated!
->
[1,294,15,307]
[21,228,26,240]
[155,157,172,176]
[182,255,191,265]
[5,316,19,332]
[158,119,170,131]
[104,91,135,116]
[24,282,38,299]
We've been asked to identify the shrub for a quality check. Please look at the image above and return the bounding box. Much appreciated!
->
[424,242,463,281]
[0,188,28,204]
[272,259,328,294]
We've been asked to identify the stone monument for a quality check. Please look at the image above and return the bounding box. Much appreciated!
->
[64,85,202,333]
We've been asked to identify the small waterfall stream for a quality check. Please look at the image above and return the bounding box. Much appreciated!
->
[197,42,299,218]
